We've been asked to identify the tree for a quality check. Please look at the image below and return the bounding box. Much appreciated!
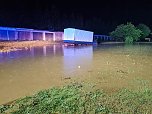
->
[110,23,142,44]
[137,24,151,40]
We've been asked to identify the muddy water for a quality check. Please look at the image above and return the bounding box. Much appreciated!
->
[0,44,152,104]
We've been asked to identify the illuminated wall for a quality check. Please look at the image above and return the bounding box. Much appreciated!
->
[63,28,94,43]
[18,31,32,41]
[45,33,53,41]
[0,27,63,41]
[33,32,43,40]
[54,32,63,42]
[0,30,8,40]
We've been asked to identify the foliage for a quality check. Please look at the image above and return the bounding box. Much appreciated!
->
[0,105,10,113]
[1,83,152,114]
[1,83,103,114]
[125,36,134,44]
[137,24,151,40]
[110,23,142,44]
[102,88,152,114]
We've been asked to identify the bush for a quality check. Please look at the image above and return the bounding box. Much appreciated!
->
[137,24,151,40]
[125,36,134,44]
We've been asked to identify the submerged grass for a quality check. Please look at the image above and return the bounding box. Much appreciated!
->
[0,83,152,114]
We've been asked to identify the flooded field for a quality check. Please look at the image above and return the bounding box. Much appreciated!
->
[0,43,152,104]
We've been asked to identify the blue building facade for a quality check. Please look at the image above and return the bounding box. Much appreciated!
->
[0,27,63,41]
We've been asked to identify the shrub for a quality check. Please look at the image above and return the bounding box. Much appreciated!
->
[137,24,151,40]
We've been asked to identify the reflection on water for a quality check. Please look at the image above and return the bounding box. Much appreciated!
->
[0,45,93,75]
[0,45,93,104]
[63,46,93,76]
[0,45,64,63]
[0,44,152,104]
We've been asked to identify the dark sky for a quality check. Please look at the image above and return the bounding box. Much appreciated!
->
[0,0,152,34]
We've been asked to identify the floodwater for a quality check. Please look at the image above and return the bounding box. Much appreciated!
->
[0,43,152,104]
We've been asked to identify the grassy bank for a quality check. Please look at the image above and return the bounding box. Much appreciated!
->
[0,41,58,52]
[0,83,152,114]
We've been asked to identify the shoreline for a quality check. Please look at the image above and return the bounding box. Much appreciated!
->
[0,41,152,53]
[100,41,152,45]
[0,41,61,52]
[1,83,151,113]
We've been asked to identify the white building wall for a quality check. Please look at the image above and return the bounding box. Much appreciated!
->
[64,28,75,41]
[64,28,93,42]
[74,29,93,42]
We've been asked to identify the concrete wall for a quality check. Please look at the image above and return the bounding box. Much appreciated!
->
[0,30,16,41]
[45,33,54,41]
[33,32,43,40]
[0,30,8,40]
[94,35,113,41]
[18,31,32,41]
[0,27,63,42]
[54,32,63,42]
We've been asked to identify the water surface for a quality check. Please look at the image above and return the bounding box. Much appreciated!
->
[0,43,152,104]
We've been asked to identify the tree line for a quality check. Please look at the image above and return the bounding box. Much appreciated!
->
[110,23,151,44]
[0,5,119,34]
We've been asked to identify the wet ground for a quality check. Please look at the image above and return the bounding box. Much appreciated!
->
[0,41,56,52]
[0,43,152,104]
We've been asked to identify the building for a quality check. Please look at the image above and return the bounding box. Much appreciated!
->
[0,27,63,42]
[93,35,113,41]
[63,28,94,44]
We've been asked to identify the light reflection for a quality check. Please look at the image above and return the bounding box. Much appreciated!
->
[63,46,93,77]
[43,46,47,56]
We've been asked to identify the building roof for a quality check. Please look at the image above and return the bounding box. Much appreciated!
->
[0,26,33,31]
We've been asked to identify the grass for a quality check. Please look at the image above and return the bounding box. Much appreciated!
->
[0,82,152,114]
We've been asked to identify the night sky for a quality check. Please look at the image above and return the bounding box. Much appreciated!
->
[0,0,152,34]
